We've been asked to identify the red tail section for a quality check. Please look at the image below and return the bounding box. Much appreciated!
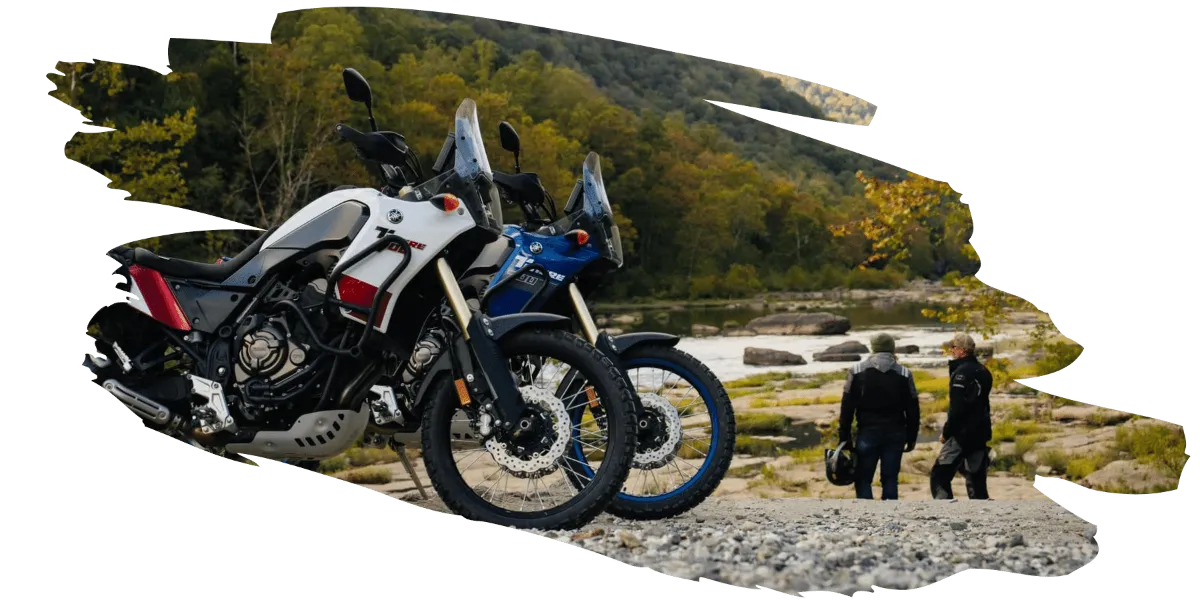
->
[128,265,192,331]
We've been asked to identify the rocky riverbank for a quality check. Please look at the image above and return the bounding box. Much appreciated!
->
[392,495,1097,594]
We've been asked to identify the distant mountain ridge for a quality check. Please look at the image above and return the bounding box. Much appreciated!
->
[758,70,877,125]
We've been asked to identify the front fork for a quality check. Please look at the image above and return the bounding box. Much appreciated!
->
[436,258,524,435]
[566,283,648,423]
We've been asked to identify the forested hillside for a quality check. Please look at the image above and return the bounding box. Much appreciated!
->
[759,71,878,125]
[51,7,976,301]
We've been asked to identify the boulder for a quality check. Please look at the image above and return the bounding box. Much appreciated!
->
[896,344,920,354]
[1081,460,1177,493]
[745,312,851,335]
[823,340,869,354]
[600,327,624,336]
[726,328,756,337]
[691,324,720,337]
[744,347,807,366]
[609,313,643,325]
[813,352,861,362]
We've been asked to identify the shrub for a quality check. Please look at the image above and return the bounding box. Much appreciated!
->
[786,446,826,464]
[736,413,792,435]
[345,446,399,467]
[1087,410,1132,428]
[317,455,349,474]
[844,265,908,290]
[1065,451,1117,480]
[916,377,950,399]
[1115,424,1187,478]
[1037,449,1069,474]
[1035,342,1083,376]
[993,421,1018,442]
[336,466,393,485]
[727,371,792,388]
[734,435,780,456]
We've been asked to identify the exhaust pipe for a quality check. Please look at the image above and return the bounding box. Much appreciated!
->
[103,379,172,425]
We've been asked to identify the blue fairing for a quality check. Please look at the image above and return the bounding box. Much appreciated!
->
[485,224,602,316]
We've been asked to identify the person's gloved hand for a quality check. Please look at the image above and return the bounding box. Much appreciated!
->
[903,440,916,453]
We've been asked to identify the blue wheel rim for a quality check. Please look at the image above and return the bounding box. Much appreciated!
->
[570,356,719,503]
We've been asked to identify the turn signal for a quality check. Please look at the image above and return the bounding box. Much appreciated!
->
[434,194,461,212]
[566,229,590,247]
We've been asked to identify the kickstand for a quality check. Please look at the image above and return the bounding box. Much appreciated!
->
[390,439,429,500]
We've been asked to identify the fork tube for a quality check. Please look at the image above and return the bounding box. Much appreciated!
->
[437,258,471,340]
[568,283,599,344]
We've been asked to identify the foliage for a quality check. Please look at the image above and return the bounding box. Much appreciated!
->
[734,435,779,456]
[49,7,976,299]
[735,412,792,435]
[1115,424,1188,478]
[334,466,393,484]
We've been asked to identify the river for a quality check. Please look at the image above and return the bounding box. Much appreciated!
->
[601,301,1019,381]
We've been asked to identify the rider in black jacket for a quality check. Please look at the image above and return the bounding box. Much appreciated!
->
[839,333,920,500]
[930,333,994,499]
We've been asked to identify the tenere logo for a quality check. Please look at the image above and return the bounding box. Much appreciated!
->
[374,226,427,252]
[511,254,566,282]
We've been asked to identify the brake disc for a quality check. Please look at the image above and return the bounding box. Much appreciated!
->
[484,386,570,479]
[632,393,683,470]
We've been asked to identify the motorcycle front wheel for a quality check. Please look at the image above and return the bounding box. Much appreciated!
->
[421,329,637,530]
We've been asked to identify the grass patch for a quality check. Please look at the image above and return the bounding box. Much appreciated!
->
[1007,404,1034,420]
[317,455,350,474]
[345,446,400,467]
[736,412,792,435]
[724,463,763,477]
[786,446,826,464]
[922,396,950,415]
[1050,396,1083,408]
[335,466,393,485]
[727,372,792,389]
[911,370,937,382]
[749,464,809,493]
[1036,449,1069,474]
[1087,410,1132,428]
[676,440,711,460]
[749,395,840,409]
[915,376,950,399]
[784,371,848,390]
[729,388,769,400]
[735,435,781,456]
[1013,434,1046,458]
[994,420,1058,441]
[1115,423,1187,478]
[1065,452,1116,480]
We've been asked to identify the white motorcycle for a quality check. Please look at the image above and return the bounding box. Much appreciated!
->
[84,68,638,530]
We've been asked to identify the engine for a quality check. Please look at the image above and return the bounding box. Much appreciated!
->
[233,319,307,384]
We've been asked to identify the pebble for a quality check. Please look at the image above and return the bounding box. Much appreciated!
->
[528,499,1096,596]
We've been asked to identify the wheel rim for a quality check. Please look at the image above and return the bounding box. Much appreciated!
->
[442,354,612,515]
[572,357,718,502]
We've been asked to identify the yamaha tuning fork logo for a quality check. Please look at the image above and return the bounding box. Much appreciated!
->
[529,242,544,254]
[387,209,403,224]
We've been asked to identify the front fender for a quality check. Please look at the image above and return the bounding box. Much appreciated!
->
[485,312,571,340]
[611,331,681,355]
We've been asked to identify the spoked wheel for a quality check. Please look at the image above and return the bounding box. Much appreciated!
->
[421,329,636,530]
[567,345,735,520]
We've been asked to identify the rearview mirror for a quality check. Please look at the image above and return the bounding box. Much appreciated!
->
[499,121,521,154]
[342,68,373,106]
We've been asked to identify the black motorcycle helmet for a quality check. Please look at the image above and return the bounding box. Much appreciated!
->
[824,440,857,486]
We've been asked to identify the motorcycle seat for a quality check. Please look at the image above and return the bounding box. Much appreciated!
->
[109,227,277,282]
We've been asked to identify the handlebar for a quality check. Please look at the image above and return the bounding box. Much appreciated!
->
[335,123,424,190]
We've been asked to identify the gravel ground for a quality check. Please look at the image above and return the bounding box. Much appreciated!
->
[408,497,1096,595]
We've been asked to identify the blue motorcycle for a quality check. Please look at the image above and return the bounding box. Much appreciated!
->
[445,123,736,519]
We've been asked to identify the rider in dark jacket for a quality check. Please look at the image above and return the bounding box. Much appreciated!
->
[930,333,994,499]
[839,333,920,500]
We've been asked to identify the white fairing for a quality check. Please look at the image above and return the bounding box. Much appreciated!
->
[265,187,476,333]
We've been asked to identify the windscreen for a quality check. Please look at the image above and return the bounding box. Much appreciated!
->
[581,152,622,266]
[453,99,492,182]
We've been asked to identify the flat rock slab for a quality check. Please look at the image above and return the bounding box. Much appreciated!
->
[746,312,851,335]
[744,347,807,366]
